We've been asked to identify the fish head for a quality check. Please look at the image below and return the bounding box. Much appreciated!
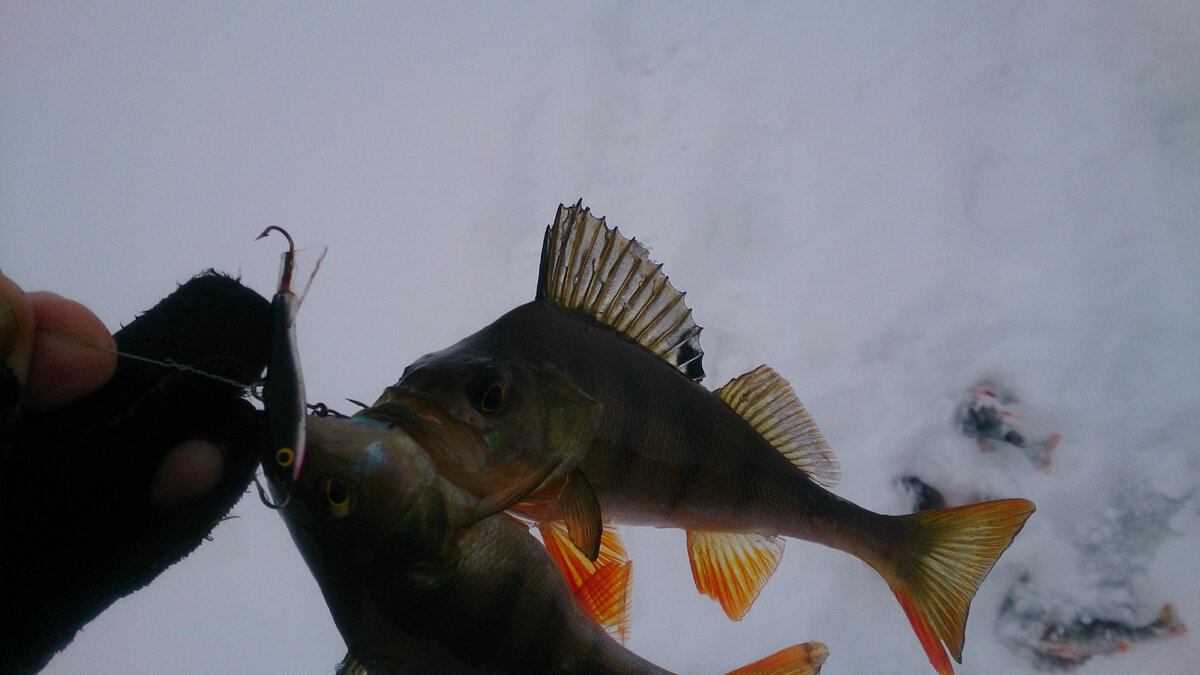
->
[280,416,452,578]
[360,331,602,491]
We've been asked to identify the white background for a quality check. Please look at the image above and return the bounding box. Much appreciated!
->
[3,2,1197,673]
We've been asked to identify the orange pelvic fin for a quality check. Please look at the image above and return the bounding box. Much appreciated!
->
[884,498,1035,674]
[687,531,785,621]
[540,521,632,643]
[559,468,603,561]
[724,641,829,675]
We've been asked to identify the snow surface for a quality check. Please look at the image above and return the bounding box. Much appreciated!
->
[2,2,1197,673]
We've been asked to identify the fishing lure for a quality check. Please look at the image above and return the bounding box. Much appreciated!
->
[257,226,325,506]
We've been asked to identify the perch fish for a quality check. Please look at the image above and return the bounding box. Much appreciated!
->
[277,416,828,674]
[359,202,1035,674]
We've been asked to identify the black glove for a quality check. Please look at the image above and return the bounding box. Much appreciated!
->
[1,272,271,674]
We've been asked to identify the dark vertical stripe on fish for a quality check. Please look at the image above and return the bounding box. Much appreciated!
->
[665,439,707,514]
[729,466,759,513]
[606,440,638,483]
[478,566,529,660]
[527,587,568,670]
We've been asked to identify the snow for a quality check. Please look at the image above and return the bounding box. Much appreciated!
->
[2,2,1197,673]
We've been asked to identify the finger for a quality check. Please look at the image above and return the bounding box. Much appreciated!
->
[0,271,36,388]
[149,439,226,509]
[25,291,117,412]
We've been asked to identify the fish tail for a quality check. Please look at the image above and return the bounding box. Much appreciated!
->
[881,498,1035,675]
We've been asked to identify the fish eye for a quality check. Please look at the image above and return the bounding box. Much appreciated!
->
[469,366,509,414]
[480,382,505,413]
[321,476,354,517]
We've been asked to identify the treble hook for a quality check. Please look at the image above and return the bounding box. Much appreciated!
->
[255,474,291,509]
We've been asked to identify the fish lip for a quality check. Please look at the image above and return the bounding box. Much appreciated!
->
[364,392,490,473]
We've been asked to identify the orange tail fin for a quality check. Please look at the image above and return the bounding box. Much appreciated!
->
[883,498,1035,674]
[725,642,828,675]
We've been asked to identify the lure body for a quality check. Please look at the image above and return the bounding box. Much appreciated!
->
[258,226,319,496]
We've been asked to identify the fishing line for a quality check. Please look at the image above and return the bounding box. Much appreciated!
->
[39,330,261,393]
[41,331,358,419]
[43,328,311,511]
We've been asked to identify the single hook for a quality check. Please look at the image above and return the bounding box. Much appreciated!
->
[256,225,296,251]
[257,226,297,293]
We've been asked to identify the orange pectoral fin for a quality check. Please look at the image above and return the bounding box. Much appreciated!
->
[724,642,829,675]
[687,531,785,621]
[540,521,632,643]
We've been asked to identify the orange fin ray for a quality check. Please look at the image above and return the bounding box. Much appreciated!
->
[715,365,840,487]
[575,560,632,644]
[687,531,785,621]
[724,642,829,675]
[885,498,1036,674]
[540,521,632,643]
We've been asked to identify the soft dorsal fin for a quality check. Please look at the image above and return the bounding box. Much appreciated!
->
[687,531,785,621]
[715,365,840,488]
[537,200,705,383]
[540,521,632,644]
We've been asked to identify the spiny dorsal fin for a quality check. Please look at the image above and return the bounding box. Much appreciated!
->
[537,200,705,383]
[687,531,785,621]
[336,652,369,675]
[715,365,840,488]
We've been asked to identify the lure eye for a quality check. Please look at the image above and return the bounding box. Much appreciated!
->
[469,366,509,415]
[276,447,295,469]
[321,477,353,517]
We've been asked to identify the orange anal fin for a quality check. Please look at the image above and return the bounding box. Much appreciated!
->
[687,531,785,621]
[885,498,1036,674]
[724,642,829,675]
[560,468,603,561]
[540,521,632,643]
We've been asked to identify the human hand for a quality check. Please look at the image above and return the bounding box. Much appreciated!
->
[2,270,273,674]
[0,273,116,412]
[0,272,226,509]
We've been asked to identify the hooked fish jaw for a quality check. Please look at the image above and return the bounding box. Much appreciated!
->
[284,417,454,568]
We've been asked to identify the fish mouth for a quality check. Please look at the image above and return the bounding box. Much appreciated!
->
[360,392,491,475]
